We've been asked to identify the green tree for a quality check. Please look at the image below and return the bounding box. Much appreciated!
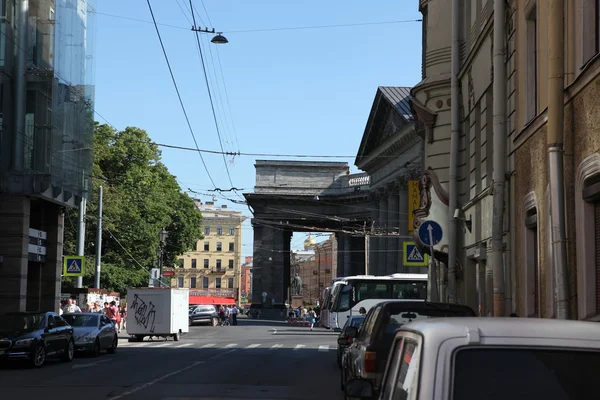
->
[63,124,203,293]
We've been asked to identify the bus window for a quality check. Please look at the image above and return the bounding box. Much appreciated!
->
[338,285,352,312]
[392,282,427,299]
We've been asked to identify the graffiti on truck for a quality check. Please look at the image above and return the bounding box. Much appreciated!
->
[131,294,157,333]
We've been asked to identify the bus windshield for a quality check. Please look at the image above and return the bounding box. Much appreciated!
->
[335,279,428,312]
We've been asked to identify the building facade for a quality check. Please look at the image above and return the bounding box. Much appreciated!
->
[0,0,96,313]
[513,0,600,321]
[172,201,244,302]
[290,235,335,305]
[240,256,252,304]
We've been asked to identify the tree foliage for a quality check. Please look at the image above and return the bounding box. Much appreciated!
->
[63,124,203,293]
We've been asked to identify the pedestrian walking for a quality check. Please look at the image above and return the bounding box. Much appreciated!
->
[308,308,316,331]
[231,304,239,326]
[105,301,119,328]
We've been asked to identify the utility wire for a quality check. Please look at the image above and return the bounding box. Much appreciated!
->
[189,0,239,197]
[145,0,217,188]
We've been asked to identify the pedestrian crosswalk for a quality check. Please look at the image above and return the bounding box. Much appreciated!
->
[117,340,334,352]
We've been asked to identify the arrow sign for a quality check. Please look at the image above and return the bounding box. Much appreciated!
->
[418,220,443,247]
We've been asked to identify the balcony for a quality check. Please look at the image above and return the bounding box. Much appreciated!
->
[210,267,226,274]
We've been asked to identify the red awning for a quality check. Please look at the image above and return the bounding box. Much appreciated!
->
[189,296,235,305]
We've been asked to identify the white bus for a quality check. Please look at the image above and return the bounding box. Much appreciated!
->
[329,273,428,330]
[320,278,346,329]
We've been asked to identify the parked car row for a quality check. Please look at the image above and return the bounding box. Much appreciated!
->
[0,311,118,368]
[339,301,600,399]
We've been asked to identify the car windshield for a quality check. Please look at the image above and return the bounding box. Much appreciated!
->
[63,314,99,327]
[453,348,600,399]
[0,313,46,333]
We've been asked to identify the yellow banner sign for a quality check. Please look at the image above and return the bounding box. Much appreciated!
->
[408,180,420,234]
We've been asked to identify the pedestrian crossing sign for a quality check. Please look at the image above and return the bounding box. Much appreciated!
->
[403,242,428,267]
[63,256,85,277]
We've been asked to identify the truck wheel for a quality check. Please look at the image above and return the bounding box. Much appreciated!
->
[136,335,145,342]
[173,331,180,341]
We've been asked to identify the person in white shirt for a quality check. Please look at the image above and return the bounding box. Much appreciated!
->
[63,297,82,314]
[230,305,239,326]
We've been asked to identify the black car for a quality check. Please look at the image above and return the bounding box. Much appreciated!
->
[340,301,477,395]
[337,314,366,368]
[0,311,75,368]
[189,305,219,326]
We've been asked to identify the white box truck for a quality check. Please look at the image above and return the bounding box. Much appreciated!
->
[126,287,189,342]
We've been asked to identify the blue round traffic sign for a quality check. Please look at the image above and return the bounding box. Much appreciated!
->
[418,220,443,246]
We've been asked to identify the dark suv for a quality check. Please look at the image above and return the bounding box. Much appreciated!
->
[340,301,476,395]
[0,312,75,368]
[189,305,219,326]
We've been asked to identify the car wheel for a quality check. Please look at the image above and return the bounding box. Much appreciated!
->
[107,335,117,354]
[91,339,101,358]
[31,344,46,368]
[61,340,75,362]
[189,317,193,326]
[211,317,218,327]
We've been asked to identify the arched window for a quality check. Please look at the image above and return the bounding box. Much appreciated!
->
[522,192,540,317]
[576,153,600,319]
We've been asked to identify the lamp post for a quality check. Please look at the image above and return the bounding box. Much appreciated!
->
[190,26,229,44]
[158,228,168,287]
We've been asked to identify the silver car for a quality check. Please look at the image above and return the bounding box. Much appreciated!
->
[63,313,118,357]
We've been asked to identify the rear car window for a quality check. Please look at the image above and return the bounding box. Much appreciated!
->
[453,348,600,400]
[350,316,366,328]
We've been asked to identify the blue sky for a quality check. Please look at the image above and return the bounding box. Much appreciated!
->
[93,0,423,257]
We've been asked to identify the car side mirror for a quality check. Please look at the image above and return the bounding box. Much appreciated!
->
[337,337,349,346]
[345,379,374,399]
[346,326,358,338]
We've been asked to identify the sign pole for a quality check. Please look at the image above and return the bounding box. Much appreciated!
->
[75,196,86,288]
[94,186,103,289]
[364,234,370,275]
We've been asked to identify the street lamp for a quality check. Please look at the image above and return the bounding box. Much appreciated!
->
[190,26,229,45]
[158,228,168,287]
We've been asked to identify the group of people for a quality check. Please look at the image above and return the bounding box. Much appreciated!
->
[59,296,127,333]
[217,304,239,326]
[288,306,319,331]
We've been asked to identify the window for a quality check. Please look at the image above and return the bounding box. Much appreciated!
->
[215,278,222,289]
[229,227,235,235]
[228,278,234,288]
[202,277,209,288]
[203,241,209,251]
[191,259,197,269]
[391,339,420,399]
[178,276,184,288]
[525,206,540,317]
[216,259,222,270]
[216,242,222,252]
[453,348,600,399]
[582,0,600,64]
[204,226,210,235]
[203,259,209,269]
[177,258,184,268]
[228,259,234,269]
[190,277,197,289]
[526,6,538,122]
[229,242,235,252]
[217,226,223,235]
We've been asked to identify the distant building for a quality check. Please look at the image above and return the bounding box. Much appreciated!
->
[290,235,336,304]
[241,256,253,304]
[171,201,245,303]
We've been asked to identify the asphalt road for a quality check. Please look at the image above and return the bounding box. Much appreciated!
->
[0,318,343,400]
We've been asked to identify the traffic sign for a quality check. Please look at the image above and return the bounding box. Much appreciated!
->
[63,256,85,277]
[403,242,428,267]
[418,220,443,247]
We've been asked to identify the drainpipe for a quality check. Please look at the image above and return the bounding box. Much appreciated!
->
[491,0,507,317]
[547,0,570,319]
[447,0,461,304]
[12,0,29,171]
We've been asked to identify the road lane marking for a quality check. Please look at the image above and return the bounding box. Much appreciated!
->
[176,343,192,348]
[269,328,277,335]
[319,345,329,352]
[269,344,283,350]
[201,343,215,348]
[72,359,109,369]
[107,349,236,400]
[155,343,171,348]
[225,343,238,348]
[246,344,261,348]
[293,345,306,351]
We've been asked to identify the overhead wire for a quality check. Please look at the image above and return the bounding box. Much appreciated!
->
[145,0,218,188]
[188,0,240,199]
